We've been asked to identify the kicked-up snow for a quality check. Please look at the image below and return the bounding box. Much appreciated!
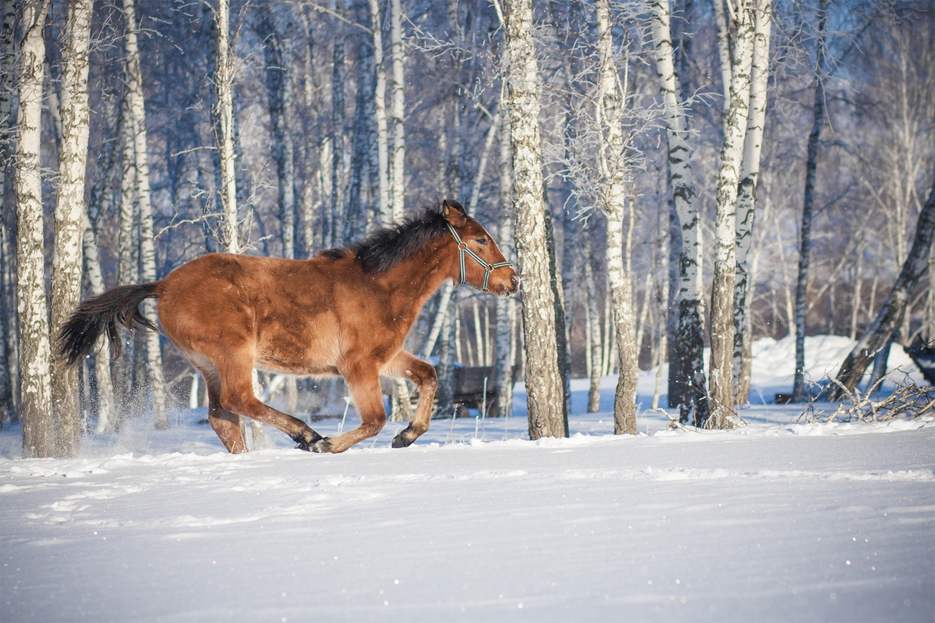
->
[1,336,933,622]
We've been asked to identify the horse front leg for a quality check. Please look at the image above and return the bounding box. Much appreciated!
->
[383,351,438,448]
[310,363,386,453]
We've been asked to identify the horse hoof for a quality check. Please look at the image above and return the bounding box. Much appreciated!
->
[309,438,332,453]
[392,432,414,448]
[294,430,323,451]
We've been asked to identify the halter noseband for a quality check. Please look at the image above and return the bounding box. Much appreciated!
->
[446,223,513,293]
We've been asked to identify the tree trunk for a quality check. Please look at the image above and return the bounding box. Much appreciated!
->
[708,0,754,429]
[82,211,117,434]
[502,0,566,439]
[16,0,54,458]
[583,225,602,413]
[649,0,707,425]
[832,178,935,398]
[123,0,169,430]
[494,100,515,420]
[215,0,240,254]
[595,0,638,435]
[368,0,391,225]
[792,0,827,402]
[0,0,17,423]
[733,0,771,405]
[330,13,346,247]
[50,0,94,455]
[389,0,405,220]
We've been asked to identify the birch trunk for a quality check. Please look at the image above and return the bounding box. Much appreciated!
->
[368,0,391,225]
[16,0,53,457]
[833,179,935,398]
[389,0,405,220]
[494,101,515,420]
[792,0,827,402]
[330,12,346,247]
[502,0,566,439]
[0,2,16,417]
[215,0,239,254]
[594,0,638,435]
[123,0,169,429]
[649,0,707,425]
[733,0,772,405]
[583,226,602,413]
[50,0,94,455]
[0,218,16,421]
[708,0,754,429]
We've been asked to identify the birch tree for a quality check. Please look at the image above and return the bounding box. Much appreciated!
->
[594,0,638,435]
[16,0,54,457]
[791,0,827,402]
[1,1,19,423]
[649,0,707,426]
[49,0,94,455]
[708,0,754,428]
[215,0,240,254]
[733,0,772,404]
[389,0,405,220]
[123,0,169,429]
[368,0,390,224]
[494,97,515,420]
[502,0,566,439]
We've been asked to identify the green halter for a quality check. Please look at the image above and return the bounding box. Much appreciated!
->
[446,222,513,293]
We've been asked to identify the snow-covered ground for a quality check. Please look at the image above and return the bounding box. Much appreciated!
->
[2,336,933,622]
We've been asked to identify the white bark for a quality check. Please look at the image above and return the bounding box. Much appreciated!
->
[649,0,707,426]
[368,0,391,225]
[595,0,638,436]
[494,97,515,420]
[123,0,169,429]
[389,0,405,220]
[51,0,94,455]
[733,0,772,404]
[215,0,240,253]
[502,0,566,439]
[16,0,53,458]
[708,0,754,428]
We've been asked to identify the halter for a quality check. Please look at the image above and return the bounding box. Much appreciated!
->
[446,222,513,292]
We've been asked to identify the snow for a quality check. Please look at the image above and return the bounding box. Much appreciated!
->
[2,336,933,622]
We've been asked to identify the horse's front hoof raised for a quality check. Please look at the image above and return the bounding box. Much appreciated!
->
[309,438,332,453]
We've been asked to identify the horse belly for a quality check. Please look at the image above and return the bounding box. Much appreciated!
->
[255,324,339,377]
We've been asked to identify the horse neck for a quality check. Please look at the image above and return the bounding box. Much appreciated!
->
[380,237,458,313]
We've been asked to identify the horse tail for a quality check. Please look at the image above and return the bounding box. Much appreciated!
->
[58,282,161,367]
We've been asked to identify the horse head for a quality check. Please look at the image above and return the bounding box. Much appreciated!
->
[442,199,519,296]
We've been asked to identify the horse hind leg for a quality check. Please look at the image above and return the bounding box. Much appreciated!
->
[195,361,247,454]
[216,352,324,451]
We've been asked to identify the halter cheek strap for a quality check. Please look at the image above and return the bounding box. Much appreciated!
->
[446,223,513,292]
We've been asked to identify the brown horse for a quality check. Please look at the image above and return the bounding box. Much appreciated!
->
[60,200,518,454]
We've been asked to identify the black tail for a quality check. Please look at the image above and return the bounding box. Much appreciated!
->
[58,282,160,367]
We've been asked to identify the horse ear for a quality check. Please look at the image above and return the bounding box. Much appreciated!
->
[442,200,468,227]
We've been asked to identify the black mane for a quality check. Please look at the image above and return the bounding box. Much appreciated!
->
[318,203,452,274]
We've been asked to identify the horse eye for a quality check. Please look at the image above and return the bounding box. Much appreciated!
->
[476,238,488,246]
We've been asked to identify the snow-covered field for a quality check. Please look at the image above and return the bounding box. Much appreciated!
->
[2,336,933,622]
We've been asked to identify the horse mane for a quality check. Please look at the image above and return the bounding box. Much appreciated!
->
[317,202,454,274]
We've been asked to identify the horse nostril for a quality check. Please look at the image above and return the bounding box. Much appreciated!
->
[510,274,520,290]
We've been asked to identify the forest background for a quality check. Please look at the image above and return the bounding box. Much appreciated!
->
[0,0,932,457]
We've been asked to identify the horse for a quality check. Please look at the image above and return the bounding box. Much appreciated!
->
[59,199,518,454]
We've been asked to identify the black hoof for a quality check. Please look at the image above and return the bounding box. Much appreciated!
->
[309,438,332,453]
[392,426,415,449]
[294,430,323,452]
